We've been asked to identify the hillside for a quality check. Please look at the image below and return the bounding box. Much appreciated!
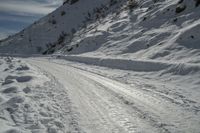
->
[0,0,123,54]
[0,0,200,64]
[56,0,200,64]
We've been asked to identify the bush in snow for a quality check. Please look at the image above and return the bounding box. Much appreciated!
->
[58,32,67,44]
[63,0,67,5]
[67,47,73,52]
[178,0,184,4]
[61,11,66,16]
[49,19,57,25]
[175,4,186,13]
[128,0,138,10]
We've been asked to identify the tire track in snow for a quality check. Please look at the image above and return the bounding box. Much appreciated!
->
[50,58,200,115]
[77,80,140,133]
[28,58,200,133]
[76,67,200,133]
[29,58,159,133]
[92,80,171,133]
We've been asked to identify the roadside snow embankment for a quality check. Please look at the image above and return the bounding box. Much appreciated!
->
[58,55,200,75]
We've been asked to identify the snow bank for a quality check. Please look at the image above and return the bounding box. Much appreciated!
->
[59,55,169,72]
[58,55,200,75]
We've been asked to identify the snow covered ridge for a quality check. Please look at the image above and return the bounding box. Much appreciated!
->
[0,57,79,133]
[0,0,124,54]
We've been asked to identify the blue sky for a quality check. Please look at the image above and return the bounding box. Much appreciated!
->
[0,0,62,40]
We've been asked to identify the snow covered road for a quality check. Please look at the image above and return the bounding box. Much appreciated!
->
[27,58,200,133]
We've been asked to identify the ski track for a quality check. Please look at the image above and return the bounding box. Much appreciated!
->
[27,58,200,133]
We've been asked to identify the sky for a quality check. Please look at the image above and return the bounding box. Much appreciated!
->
[0,0,63,40]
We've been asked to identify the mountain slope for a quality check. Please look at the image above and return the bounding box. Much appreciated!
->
[0,0,200,65]
[0,0,120,54]
[57,0,200,64]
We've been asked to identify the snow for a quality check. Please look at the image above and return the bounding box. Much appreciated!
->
[1,0,200,64]
[0,54,200,132]
[0,57,78,133]
[55,0,200,64]
[0,0,114,54]
[0,0,200,132]
[27,57,200,132]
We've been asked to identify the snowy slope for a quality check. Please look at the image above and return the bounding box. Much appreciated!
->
[1,0,200,65]
[57,0,200,64]
[0,0,118,54]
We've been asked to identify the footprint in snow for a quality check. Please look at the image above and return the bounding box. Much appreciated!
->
[6,96,25,106]
[4,96,25,114]
[2,87,18,93]
[2,79,15,86]
[4,68,9,71]
[2,75,17,85]
[23,87,31,94]
[16,65,29,71]
[16,76,32,83]
[5,75,18,80]
[3,75,33,84]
